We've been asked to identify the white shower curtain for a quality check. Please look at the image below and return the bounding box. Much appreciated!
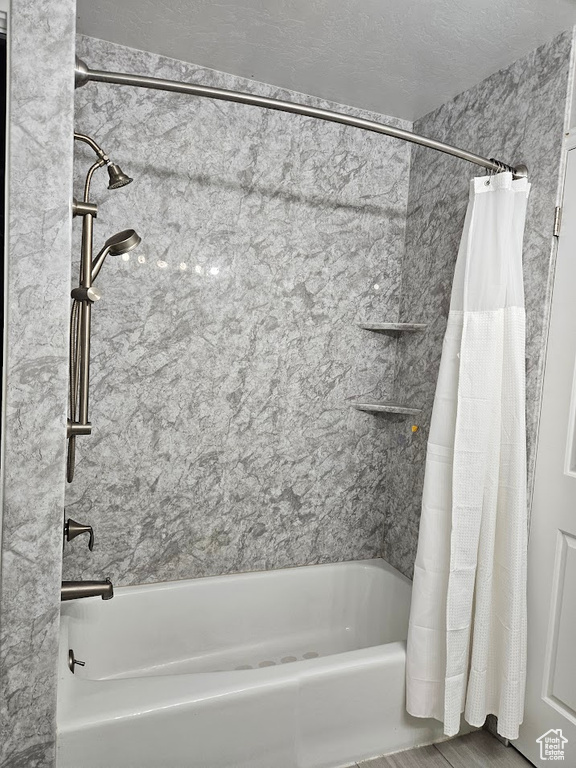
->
[406,171,530,740]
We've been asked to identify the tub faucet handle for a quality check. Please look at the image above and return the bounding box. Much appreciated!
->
[68,649,86,674]
[64,518,94,551]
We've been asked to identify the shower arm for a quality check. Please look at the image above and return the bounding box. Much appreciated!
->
[74,132,109,202]
[74,131,109,163]
[83,160,105,204]
[75,57,528,179]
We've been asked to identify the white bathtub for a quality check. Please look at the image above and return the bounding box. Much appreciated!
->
[56,558,446,768]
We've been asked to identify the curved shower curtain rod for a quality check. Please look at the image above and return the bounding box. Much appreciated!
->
[75,57,528,179]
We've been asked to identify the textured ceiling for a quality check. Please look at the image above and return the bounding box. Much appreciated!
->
[76,0,576,121]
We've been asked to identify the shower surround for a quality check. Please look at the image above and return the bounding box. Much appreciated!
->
[64,33,574,588]
[64,36,413,585]
[0,20,569,768]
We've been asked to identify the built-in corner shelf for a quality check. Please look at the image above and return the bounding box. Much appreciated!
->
[359,322,427,335]
[352,323,425,417]
[350,400,422,416]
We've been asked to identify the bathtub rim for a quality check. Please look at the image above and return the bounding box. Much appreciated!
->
[61,556,411,600]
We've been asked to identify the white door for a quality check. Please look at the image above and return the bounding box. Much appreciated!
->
[514,146,576,766]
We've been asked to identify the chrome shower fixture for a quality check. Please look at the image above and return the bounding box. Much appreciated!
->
[107,163,133,190]
[74,132,133,196]
[67,132,140,483]
[91,229,141,281]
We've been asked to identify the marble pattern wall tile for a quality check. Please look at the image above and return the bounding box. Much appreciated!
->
[63,36,412,585]
[383,31,573,578]
[0,1,75,766]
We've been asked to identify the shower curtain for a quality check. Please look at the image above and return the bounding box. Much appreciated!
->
[405,171,530,740]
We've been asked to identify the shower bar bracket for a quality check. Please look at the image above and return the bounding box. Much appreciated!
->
[74,57,528,179]
[68,420,92,437]
[72,198,98,218]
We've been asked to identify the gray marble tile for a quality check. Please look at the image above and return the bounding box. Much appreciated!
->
[0,1,76,766]
[0,19,571,768]
[0,17,571,768]
[63,35,412,585]
[65,31,574,587]
[384,31,573,577]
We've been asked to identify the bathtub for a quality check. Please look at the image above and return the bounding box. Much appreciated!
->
[56,558,447,768]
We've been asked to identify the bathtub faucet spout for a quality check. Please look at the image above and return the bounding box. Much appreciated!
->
[61,578,114,601]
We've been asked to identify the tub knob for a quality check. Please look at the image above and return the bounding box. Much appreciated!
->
[68,649,86,674]
[64,518,94,551]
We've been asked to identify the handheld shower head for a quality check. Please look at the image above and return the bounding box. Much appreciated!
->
[107,163,133,190]
[106,229,141,255]
[92,229,142,280]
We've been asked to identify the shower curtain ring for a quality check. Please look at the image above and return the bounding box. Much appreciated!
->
[489,158,515,176]
[488,158,501,175]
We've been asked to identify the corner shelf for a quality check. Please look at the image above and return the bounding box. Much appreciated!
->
[359,323,427,335]
[350,400,422,416]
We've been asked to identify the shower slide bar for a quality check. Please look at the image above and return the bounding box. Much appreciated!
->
[75,58,528,179]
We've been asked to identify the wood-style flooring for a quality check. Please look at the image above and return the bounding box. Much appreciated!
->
[353,731,533,768]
